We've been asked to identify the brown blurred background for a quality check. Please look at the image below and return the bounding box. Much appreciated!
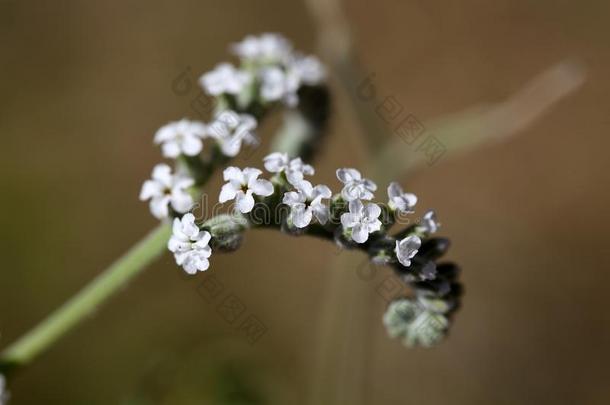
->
[1,0,609,404]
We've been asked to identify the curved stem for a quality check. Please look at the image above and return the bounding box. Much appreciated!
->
[0,223,171,373]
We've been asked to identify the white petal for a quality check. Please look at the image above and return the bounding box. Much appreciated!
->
[336,168,361,183]
[181,134,203,156]
[348,199,364,215]
[223,166,244,182]
[387,182,403,200]
[312,184,331,200]
[170,190,194,213]
[249,179,273,197]
[139,180,163,200]
[351,224,369,243]
[151,164,173,187]
[341,212,360,228]
[291,204,313,228]
[282,191,303,206]
[150,196,170,219]
[219,183,238,203]
[263,152,288,172]
[242,167,263,183]
[161,141,182,158]
[235,191,255,213]
[220,136,242,157]
[312,204,329,224]
[364,203,381,220]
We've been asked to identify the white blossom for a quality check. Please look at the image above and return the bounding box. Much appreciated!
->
[420,210,440,234]
[219,167,274,213]
[283,179,331,228]
[336,168,377,201]
[387,182,417,213]
[259,66,299,106]
[207,110,258,157]
[139,164,194,219]
[154,119,207,158]
[168,213,212,274]
[263,152,314,182]
[340,200,382,243]
[199,63,252,96]
[287,55,325,86]
[231,33,292,63]
[395,235,422,267]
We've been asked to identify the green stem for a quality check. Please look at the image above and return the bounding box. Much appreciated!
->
[0,223,171,373]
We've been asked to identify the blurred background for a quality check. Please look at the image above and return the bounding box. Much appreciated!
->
[1,0,609,403]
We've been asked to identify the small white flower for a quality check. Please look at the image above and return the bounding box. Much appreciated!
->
[340,200,382,243]
[154,119,207,158]
[336,168,377,201]
[139,164,194,219]
[387,182,417,213]
[287,55,326,86]
[395,235,422,267]
[420,210,440,234]
[232,33,292,63]
[263,152,314,182]
[219,167,274,213]
[168,213,212,274]
[283,179,331,228]
[199,63,252,96]
[208,110,258,157]
[259,66,299,106]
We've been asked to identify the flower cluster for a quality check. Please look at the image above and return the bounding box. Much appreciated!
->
[200,33,325,107]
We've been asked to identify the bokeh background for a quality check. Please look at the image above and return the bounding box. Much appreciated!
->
[1,0,609,404]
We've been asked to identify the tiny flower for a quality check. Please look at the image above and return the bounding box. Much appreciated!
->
[219,167,274,213]
[139,164,194,219]
[336,168,377,201]
[154,119,207,158]
[263,152,314,182]
[168,213,212,274]
[340,200,382,243]
[208,110,258,157]
[231,33,292,63]
[387,182,418,213]
[283,179,332,228]
[395,235,422,267]
[287,55,326,86]
[259,66,299,106]
[199,63,252,96]
[420,210,440,234]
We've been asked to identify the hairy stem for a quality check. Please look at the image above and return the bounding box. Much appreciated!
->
[0,223,171,373]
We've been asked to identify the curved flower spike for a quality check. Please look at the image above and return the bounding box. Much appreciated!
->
[168,213,212,274]
[139,164,194,219]
[264,152,314,182]
[340,200,382,243]
[208,110,258,157]
[336,168,377,201]
[154,119,207,158]
[395,235,422,267]
[283,179,332,228]
[219,167,274,213]
[387,182,418,213]
[199,63,252,96]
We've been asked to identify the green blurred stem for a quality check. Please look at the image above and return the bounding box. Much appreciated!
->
[0,223,171,373]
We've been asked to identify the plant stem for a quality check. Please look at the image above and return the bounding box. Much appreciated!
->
[0,223,171,373]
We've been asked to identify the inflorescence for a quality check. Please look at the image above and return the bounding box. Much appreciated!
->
[139,33,462,348]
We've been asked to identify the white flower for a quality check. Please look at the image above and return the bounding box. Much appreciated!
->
[283,179,331,228]
[168,213,212,274]
[208,110,258,157]
[219,167,274,213]
[139,164,194,219]
[199,63,252,96]
[395,235,422,267]
[420,210,440,234]
[387,182,417,213]
[336,168,377,201]
[263,152,314,182]
[154,119,207,158]
[287,55,325,86]
[340,200,382,243]
[259,66,299,106]
[0,374,8,405]
[232,33,292,63]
